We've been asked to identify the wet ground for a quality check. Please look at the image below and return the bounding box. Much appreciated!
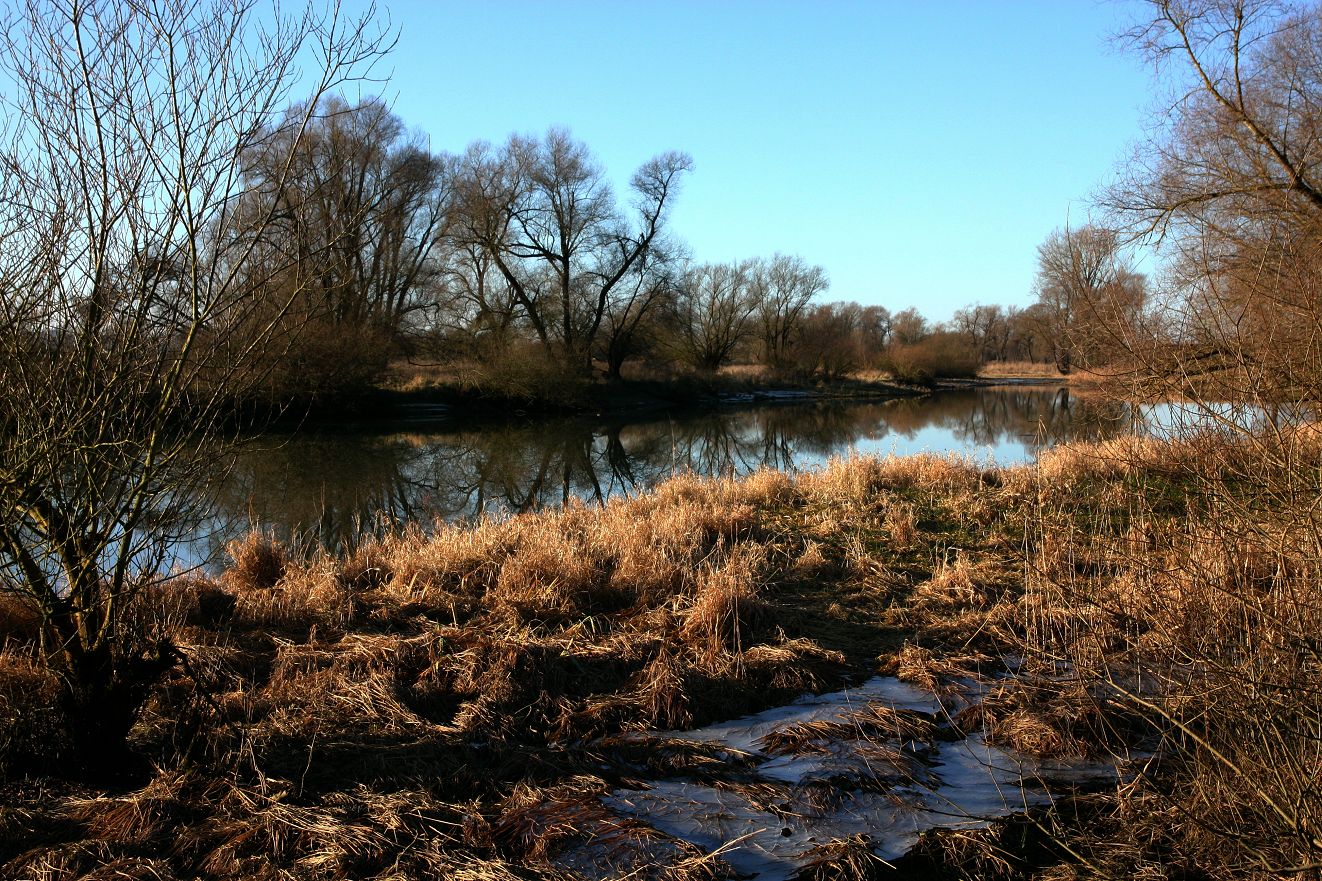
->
[554,675,1128,879]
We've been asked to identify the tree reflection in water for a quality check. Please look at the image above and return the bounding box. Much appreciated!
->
[196,387,1136,561]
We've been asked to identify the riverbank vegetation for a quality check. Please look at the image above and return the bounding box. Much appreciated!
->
[4,430,1318,878]
[253,114,1127,407]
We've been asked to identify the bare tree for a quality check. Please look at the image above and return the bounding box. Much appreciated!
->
[596,244,683,379]
[0,0,389,769]
[1032,225,1145,372]
[668,261,757,370]
[791,302,866,380]
[264,96,451,331]
[1108,0,1322,399]
[239,95,453,397]
[750,254,829,367]
[861,305,893,357]
[452,129,691,373]
[951,303,1011,363]
[889,307,930,345]
[1007,302,1053,362]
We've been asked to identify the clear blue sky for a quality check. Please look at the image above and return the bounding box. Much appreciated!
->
[348,0,1152,322]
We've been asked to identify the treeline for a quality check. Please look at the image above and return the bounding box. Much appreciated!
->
[243,97,1154,401]
[246,100,858,396]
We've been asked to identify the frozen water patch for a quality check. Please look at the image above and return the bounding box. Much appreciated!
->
[662,675,945,754]
[752,389,816,400]
[602,676,1123,881]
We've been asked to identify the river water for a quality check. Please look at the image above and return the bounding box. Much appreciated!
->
[183,386,1152,564]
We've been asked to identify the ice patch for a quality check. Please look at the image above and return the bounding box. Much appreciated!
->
[602,675,1123,880]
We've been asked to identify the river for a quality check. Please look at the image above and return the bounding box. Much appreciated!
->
[183,385,1151,566]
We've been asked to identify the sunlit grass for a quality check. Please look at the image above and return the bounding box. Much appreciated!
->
[3,434,1320,877]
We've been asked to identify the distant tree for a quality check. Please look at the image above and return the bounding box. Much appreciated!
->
[861,305,893,354]
[890,307,931,345]
[749,254,829,367]
[452,129,691,373]
[1032,225,1144,372]
[1007,302,1053,362]
[987,305,1016,361]
[247,96,453,337]
[236,96,453,400]
[951,303,1010,363]
[435,238,519,354]
[886,331,981,385]
[668,261,757,370]
[792,302,866,380]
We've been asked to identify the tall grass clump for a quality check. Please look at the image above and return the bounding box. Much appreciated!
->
[1011,428,1322,876]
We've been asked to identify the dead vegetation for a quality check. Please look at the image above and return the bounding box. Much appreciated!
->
[791,835,893,880]
[1,435,1319,878]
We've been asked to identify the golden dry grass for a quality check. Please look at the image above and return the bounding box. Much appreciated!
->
[978,360,1068,378]
[2,433,1320,878]
[791,834,893,879]
[0,648,67,775]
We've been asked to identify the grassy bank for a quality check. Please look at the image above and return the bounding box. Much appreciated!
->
[378,360,938,417]
[2,431,1317,878]
[255,359,1073,426]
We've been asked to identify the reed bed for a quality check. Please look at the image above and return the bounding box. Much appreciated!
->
[1,435,1319,878]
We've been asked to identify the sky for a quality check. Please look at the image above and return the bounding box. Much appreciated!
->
[341,0,1154,323]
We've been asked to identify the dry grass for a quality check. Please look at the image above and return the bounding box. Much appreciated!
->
[791,835,892,879]
[0,648,68,775]
[3,434,1320,878]
[1012,432,1322,875]
[979,360,1067,378]
[758,703,937,759]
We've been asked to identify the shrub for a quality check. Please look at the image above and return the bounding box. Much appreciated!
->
[461,341,592,408]
[884,332,980,385]
[258,318,394,404]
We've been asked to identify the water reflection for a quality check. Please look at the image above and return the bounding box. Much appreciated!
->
[194,388,1140,562]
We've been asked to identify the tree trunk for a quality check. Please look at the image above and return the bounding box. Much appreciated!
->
[605,337,628,380]
[57,638,177,781]
[1054,345,1072,375]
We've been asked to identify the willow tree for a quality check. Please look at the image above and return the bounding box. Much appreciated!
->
[0,0,390,769]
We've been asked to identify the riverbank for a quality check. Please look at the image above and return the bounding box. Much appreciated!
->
[378,365,932,421]
[286,361,1070,427]
[6,428,1312,878]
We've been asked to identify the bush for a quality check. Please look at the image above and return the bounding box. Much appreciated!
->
[462,341,592,408]
[258,318,394,404]
[884,332,980,385]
